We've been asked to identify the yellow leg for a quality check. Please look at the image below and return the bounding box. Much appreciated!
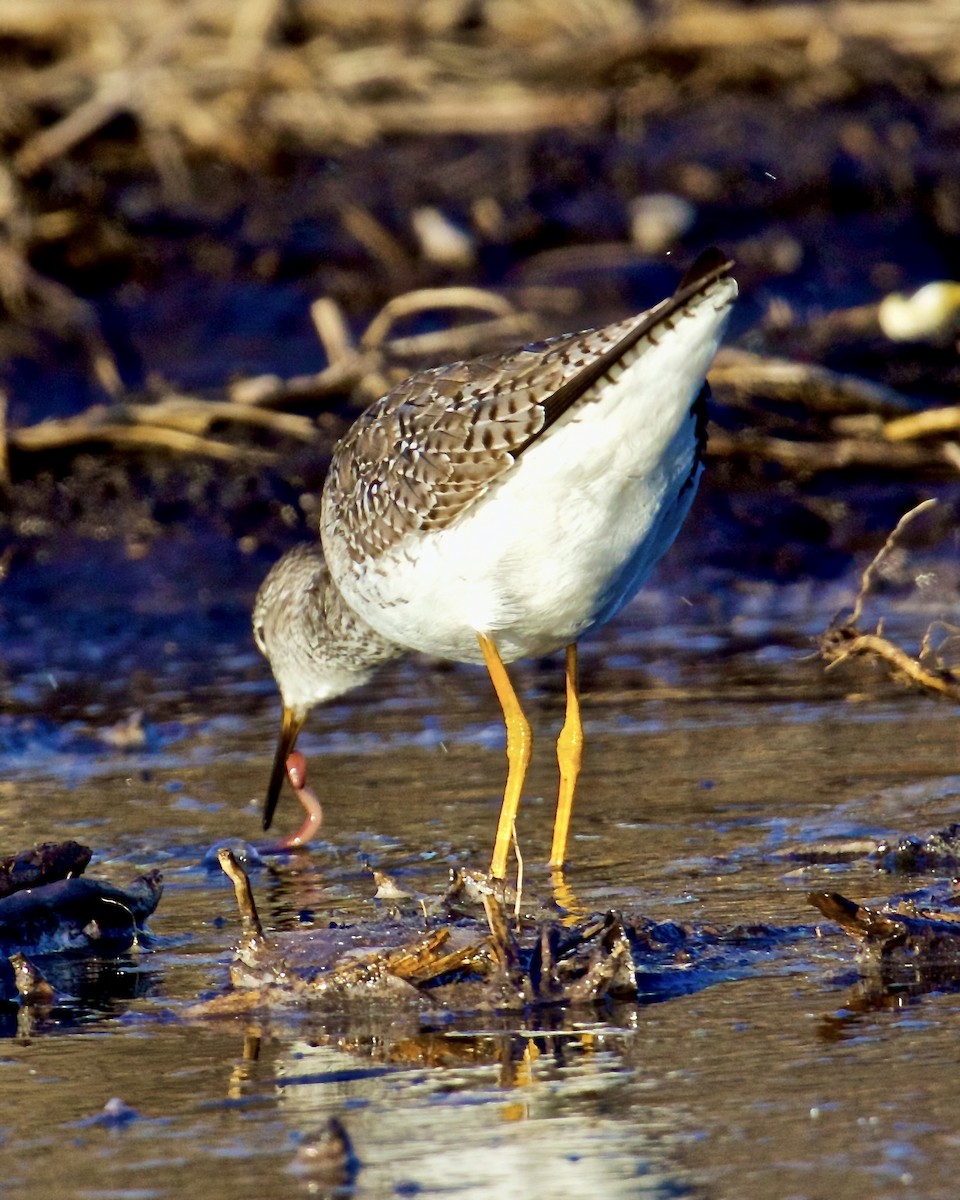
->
[479,633,532,881]
[550,643,583,870]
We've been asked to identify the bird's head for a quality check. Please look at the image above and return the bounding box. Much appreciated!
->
[252,543,398,831]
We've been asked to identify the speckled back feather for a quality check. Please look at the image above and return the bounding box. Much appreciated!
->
[324,253,733,565]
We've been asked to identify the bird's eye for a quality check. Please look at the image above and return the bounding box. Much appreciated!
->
[253,623,266,654]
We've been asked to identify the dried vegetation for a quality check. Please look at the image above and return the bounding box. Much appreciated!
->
[1,0,960,538]
[820,499,960,700]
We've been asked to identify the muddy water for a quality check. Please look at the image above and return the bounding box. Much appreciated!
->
[1,550,960,1199]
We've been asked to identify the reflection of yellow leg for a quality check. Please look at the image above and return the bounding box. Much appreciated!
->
[500,1037,539,1120]
[550,868,586,923]
[550,643,582,870]
[479,633,532,881]
[228,1027,262,1099]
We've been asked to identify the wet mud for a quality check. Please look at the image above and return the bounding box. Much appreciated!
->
[3,585,960,1196]
[2,1,960,1195]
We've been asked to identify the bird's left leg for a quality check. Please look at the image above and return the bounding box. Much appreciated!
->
[550,643,583,871]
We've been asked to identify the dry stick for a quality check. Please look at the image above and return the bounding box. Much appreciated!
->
[141,121,193,209]
[227,0,284,66]
[340,204,413,277]
[847,498,938,627]
[233,288,523,410]
[310,297,356,368]
[10,416,276,463]
[820,499,960,700]
[705,429,946,474]
[14,72,138,177]
[6,391,315,464]
[0,240,123,397]
[658,1,960,58]
[709,349,913,417]
[13,0,218,177]
[127,396,318,440]
[360,287,517,349]
[884,406,960,442]
[360,87,609,138]
[386,313,538,362]
[6,0,959,185]
[229,355,377,407]
[829,633,960,700]
[4,285,526,467]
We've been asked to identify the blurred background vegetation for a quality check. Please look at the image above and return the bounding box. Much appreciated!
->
[0,0,959,565]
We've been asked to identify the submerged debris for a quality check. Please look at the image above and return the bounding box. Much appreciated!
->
[199,848,489,1014]
[193,850,798,1016]
[9,952,54,1006]
[0,840,92,899]
[0,842,162,1010]
[286,1117,359,1189]
[875,824,960,875]
[0,870,163,962]
[811,889,960,986]
[0,855,162,1009]
[820,499,960,700]
[774,822,960,875]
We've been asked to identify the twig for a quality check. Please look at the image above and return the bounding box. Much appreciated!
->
[706,429,948,474]
[709,348,913,417]
[231,288,526,412]
[10,412,276,463]
[822,631,960,700]
[128,395,318,441]
[884,406,960,442]
[13,0,216,178]
[0,239,123,397]
[847,498,937,627]
[385,313,539,362]
[819,500,960,701]
[360,286,517,349]
[340,203,413,277]
[310,297,356,368]
[227,0,284,66]
[511,819,523,922]
[228,355,378,407]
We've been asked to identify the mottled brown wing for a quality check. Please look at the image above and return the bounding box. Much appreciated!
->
[325,250,733,565]
[324,323,632,564]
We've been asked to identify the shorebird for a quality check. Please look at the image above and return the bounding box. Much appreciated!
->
[254,248,737,878]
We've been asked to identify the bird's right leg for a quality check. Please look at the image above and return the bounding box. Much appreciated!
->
[478,633,533,881]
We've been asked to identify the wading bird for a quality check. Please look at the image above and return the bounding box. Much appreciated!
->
[254,249,737,879]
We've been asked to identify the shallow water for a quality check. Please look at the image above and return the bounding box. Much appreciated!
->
[1,537,959,1199]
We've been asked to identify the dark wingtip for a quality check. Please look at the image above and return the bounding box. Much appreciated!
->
[676,247,733,293]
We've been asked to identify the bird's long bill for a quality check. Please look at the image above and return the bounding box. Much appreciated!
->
[263,705,307,831]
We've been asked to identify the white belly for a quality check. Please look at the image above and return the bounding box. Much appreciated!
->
[351,420,697,663]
